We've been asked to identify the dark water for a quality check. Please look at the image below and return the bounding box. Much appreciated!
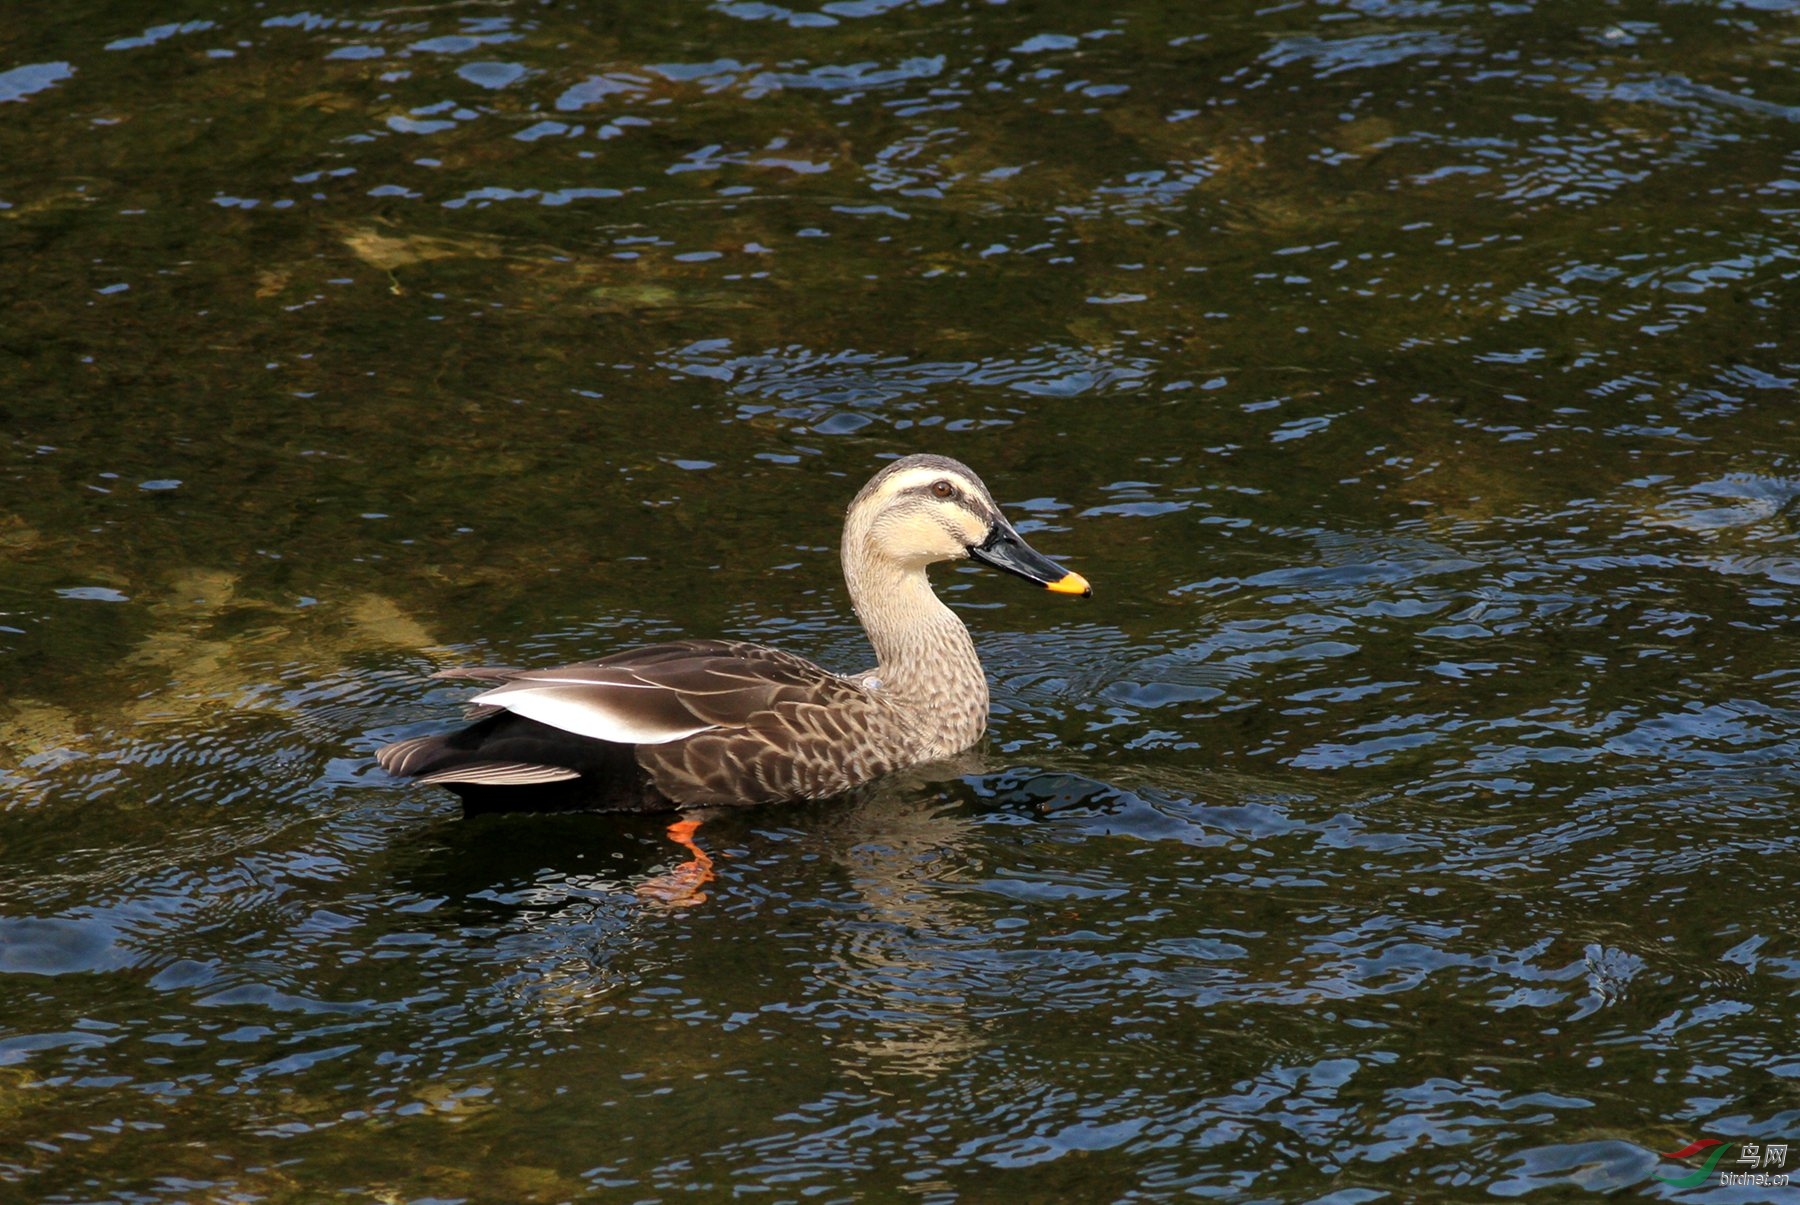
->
[3,0,1798,1199]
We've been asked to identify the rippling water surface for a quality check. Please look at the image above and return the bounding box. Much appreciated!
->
[3,0,1797,1199]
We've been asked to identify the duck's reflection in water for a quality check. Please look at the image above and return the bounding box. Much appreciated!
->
[382,749,1034,1070]
[766,754,998,1080]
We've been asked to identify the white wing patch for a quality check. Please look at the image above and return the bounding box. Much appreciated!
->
[469,681,719,745]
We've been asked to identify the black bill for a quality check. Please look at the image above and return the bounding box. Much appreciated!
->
[968,520,1092,596]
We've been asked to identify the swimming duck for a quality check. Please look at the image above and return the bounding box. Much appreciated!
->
[376,454,1090,811]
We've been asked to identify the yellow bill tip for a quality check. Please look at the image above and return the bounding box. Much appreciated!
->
[1047,570,1091,597]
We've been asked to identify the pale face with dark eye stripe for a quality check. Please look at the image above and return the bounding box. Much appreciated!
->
[847,454,1091,596]
[861,464,1000,569]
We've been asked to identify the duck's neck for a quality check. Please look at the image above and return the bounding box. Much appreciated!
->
[843,549,989,754]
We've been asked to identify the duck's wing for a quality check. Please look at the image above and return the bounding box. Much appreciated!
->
[436,639,865,746]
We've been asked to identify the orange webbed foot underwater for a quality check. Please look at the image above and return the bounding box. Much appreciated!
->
[634,818,715,908]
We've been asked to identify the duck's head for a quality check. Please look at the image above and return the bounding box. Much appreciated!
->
[847,454,1091,596]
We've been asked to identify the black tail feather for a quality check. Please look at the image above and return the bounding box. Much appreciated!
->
[376,712,672,814]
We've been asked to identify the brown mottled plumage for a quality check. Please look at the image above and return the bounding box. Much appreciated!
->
[376,454,1090,812]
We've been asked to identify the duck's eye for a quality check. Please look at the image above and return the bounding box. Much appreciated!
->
[931,479,957,499]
